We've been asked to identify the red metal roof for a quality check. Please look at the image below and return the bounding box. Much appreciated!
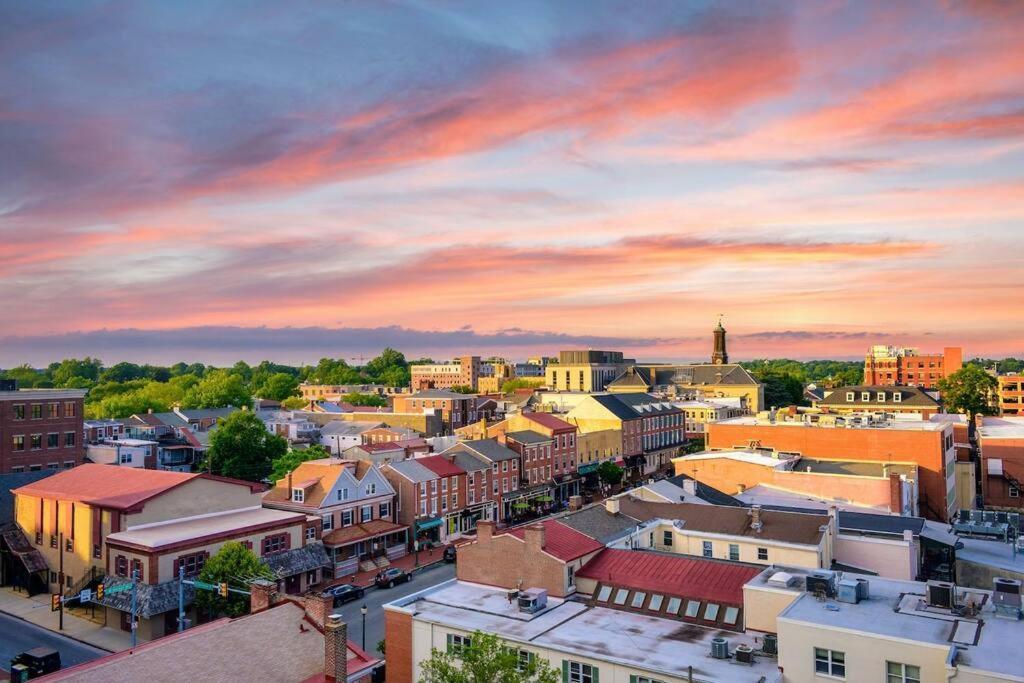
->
[577,548,761,605]
[12,464,199,511]
[522,412,576,432]
[505,520,603,561]
[416,455,465,478]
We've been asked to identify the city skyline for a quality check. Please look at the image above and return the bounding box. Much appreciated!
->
[4,2,1023,363]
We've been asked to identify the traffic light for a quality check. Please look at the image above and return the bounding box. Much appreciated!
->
[96,583,104,600]
[51,594,61,612]
[218,582,229,597]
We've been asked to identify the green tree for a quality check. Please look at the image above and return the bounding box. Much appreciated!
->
[269,445,330,482]
[378,365,411,387]
[281,396,308,410]
[500,379,539,394]
[596,461,624,487]
[937,365,998,420]
[752,370,805,408]
[231,360,253,381]
[419,630,559,683]
[450,385,475,394]
[182,369,252,408]
[256,373,300,401]
[310,358,364,384]
[195,542,273,618]
[342,392,387,407]
[365,347,407,375]
[205,411,287,482]
[100,362,146,383]
[1,365,46,388]
[51,357,102,387]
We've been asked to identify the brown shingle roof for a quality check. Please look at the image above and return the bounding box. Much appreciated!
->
[618,498,828,546]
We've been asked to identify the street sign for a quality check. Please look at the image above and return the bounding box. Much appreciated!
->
[192,580,217,591]
[78,588,92,603]
[104,583,133,595]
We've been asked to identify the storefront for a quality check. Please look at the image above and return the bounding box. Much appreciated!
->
[414,516,443,547]
[502,484,557,524]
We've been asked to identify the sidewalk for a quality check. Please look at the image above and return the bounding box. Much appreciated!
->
[0,587,131,652]
[325,538,472,590]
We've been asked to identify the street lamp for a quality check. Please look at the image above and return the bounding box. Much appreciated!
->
[360,604,368,650]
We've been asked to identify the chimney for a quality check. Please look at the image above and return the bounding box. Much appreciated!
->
[681,479,697,496]
[476,520,494,542]
[250,578,276,614]
[605,497,620,515]
[287,471,293,493]
[303,590,333,629]
[737,483,746,495]
[524,524,546,555]
[147,408,153,414]
[749,505,763,533]
[324,614,348,683]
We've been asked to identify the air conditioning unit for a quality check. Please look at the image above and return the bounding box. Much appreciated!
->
[994,577,1022,596]
[761,634,778,656]
[836,579,860,604]
[710,637,729,659]
[927,580,955,609]
[734,644,754,664]
[805,571,836,597]
[517,588,548,614]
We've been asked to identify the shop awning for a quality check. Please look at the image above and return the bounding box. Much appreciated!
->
[577,462,599,475]
[513,503,531,510]
[416,517,443,531]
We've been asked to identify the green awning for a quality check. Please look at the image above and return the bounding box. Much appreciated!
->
[577,462,599,475]
[416,518,443,531]
[512,503,531,510]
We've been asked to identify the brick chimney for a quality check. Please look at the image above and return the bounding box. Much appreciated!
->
[303,590,333,629]
[524,524,546,555]
[749,504,763,533]
[476,520,494,542]
[249,578,276,614]
[605,497,620,515]
[889,473,903,514]
[324,613,348,683]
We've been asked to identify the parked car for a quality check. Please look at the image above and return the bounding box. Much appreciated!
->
[10,647,61,680]
[374,568,411,588]
[323,583,365,606]
[443,545,457,563]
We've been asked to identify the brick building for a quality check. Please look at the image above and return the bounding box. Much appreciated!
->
[863,345,963,389]
[410,356,481,391]
[998,374,1024,416]
[391,389,479,433]
[1,388,86,473]
[440,439,522,522]
[814,385,941,418]
[706,414,957,521]
[978,416,1024,509]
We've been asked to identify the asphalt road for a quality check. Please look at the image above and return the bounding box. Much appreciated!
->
[0,612,108,672]
[332,562,456,655]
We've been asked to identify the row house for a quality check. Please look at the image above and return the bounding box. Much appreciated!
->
[362,426,419,444]
[1,388,87,473]
[9,465,323,642]
[83,419,125,444]
[441,439,522,523]
[318,420,384,455]
[262,460,407,578]
[392,389,479,433]
[84,438,157,469]
[510,412,580,501]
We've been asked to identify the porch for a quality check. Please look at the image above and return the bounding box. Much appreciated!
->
[322,520,409,578]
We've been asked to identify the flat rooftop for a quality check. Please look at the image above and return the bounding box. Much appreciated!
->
[717,416,948,431]
[675,449,798,468]
[779,575,1024,678]
[107,506,305,550]
[979,416,1024,439]
[389,580,779,681]
[734,485,891,514]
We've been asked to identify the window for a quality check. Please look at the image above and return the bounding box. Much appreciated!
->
[177,552,207,578]
[861,392,870,401]
[516,650,535,673]
[12,404,24,420]
[342,509,353,526]
[814,648,845,678]
[728,544,739,561]
[119,451,132,464]
[306,526,316,541]
[502,461,508,472]
[291,488,304,503]
[31,404,42,419]
[886,662,921,683]
[662,530,673,547]
[684,600,701,618]
[703,603,720,620]
[647,594,663,611]
[366,482,376,495]
[361,505,372,522]
[64,402,76,417]
[757,547,768,561]
[12,435,24,451]
[47,462,59,470]
[115,555,129,577]
[723,606,739,625]
[46,432,58,448]
[665,597,681,615]
[322,514,333,531]
[630,591,647,608]
[30,434,42,450]
[379,502,390,518]
[1011,486,1020,498]
[596,585,612,602]
[567,565,574,587]
[635,677,666,683]
[613,588,629,605]
[48,403,59,418]
[64,432,75,447]
[446,634,471,657]
[565,660,596,683]
[262,533,288,555]
[877,392,886,402]
[702,541,712,557]
[893,392,902,403]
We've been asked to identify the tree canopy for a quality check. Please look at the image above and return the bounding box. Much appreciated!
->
[342,392,387,407]
[937,364,998,419]
[205,411,287,482]
[181,369,252,409]
[419,630,560,683]
[195,542,273,618]
[269,445,331,482]
[596,461,624,487]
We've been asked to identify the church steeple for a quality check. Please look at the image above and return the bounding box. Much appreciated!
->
[711,316,728,365]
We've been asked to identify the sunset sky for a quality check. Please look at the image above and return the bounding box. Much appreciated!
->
[3,1,1023,365]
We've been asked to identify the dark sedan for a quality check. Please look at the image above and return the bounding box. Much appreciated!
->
[374,568,411,588]
[323,583,366,605]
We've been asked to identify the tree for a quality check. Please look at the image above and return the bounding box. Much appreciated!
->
[365,347,407,375]
[937,365,998,420]
[752,370,804,408]
[596,461,624,488]
[195,542,273,618]
[205,411,287,482]
[100,362,146,383]
[270,445,330,482]
[182,369,252,408]
[281,396,307,410]
[51,357,102,387]
[450,385,475,394]
[256,373,300,401]
[419,630,559,683]
[500,379,539,394]
[1,365,46,388]
[310,358,363,385]
[342,392,387,407]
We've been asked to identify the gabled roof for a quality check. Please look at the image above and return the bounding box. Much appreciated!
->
[263,461,386,507]
[665,474,743,507]
[557,505,641,544]
[12,464,199,511]
[609,393,679,415]
[520,412,575,432]
[577,548,761,605]
[447,450,491,473]
[384,458,437,483]
[416,455,465,478]
[586,394,640,421]
[819,385,939,408]
[505,430,552,445]
[607,367,652,389]
[446,438,519,462]
[640,363,760,387]
[317,420,385,436]
[504,520,603,561]
[175,407,238,421]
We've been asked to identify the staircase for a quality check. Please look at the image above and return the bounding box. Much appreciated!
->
[373,556,390,569]
[67,566,99,598]
[358,559,378,573]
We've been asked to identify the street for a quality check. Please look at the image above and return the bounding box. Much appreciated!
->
[333,561,456,655]
[0,612,108,672]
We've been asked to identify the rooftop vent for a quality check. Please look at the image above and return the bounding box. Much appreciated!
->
[767,571,797,588]
[710,637,729,659]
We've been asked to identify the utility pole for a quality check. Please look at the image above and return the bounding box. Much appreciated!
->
[130,568,138,648]
[178,564,185,632]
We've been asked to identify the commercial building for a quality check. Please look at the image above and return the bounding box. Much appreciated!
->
[544,350,631,392]
[440,439,523,522]
[392,389,479,432]
[998,373,1024,416]
[410,356,482,391]
[863,344,963,389]
[673,398,746,439]
[813,385,941,418]
[707,413,957,521]
[0,388,86,473]
[978,416,1024,509]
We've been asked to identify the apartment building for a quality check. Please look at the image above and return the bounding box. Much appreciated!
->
[863,344,963,389]
[82,419,124,443]
[998,374,1024,416]
[707,414,957,521]
[544,350,630,392]
[1,388,86,473]
[392,389,478,433]
[440,439,522,522]
[410,356,481,391]
[978,416,1024,509]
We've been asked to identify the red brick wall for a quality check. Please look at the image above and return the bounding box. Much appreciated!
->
[384,609,413,683]
[707,422,952,520]
[0,395,84,473]
[456,523,570,596]
[981,438,1024,509]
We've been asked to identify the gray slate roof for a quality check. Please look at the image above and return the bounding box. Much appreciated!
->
[665,474,743,507]
[838,512,926,536]
[557,505,640,544]
[818,385,939,408]
[627,363,761,387]
[505,430,552,445]
[452,439,519,462]
[97,576,195,618]
[448,450,490,473]
[385,458,438,483]
[263,542,331,579]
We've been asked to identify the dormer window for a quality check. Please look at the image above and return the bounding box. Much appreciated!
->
[861,392,871,402]
[846,392,855,402]
[291,488,304,503]
[366,483,376,495]
[893,393,902,403]
[877,392,886,402]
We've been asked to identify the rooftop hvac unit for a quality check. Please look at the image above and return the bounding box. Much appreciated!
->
[517,588,548,614]
[761,634,778,656]
[805,571,836,598]
[836,579,860,604]
[710,637,729,660]
[927,580,955,609]
[994,577,1022,596]
[856,578,870,601]
[734,645,754,664]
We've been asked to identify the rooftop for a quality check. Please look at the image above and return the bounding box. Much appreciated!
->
[445,438,519,462]
[674,449,798,469]
[716,415,949,432]
[504,430,552,445]
[383,458,438,483]
[818,385,939,407]
[979,415,1024,439]
[388,580,778,682]
[106,506,305,551]
[416,454,465,478]
[12,464,199,511]
[520,412,575,432]
[504,520,604,561]
[409,389,477,399]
